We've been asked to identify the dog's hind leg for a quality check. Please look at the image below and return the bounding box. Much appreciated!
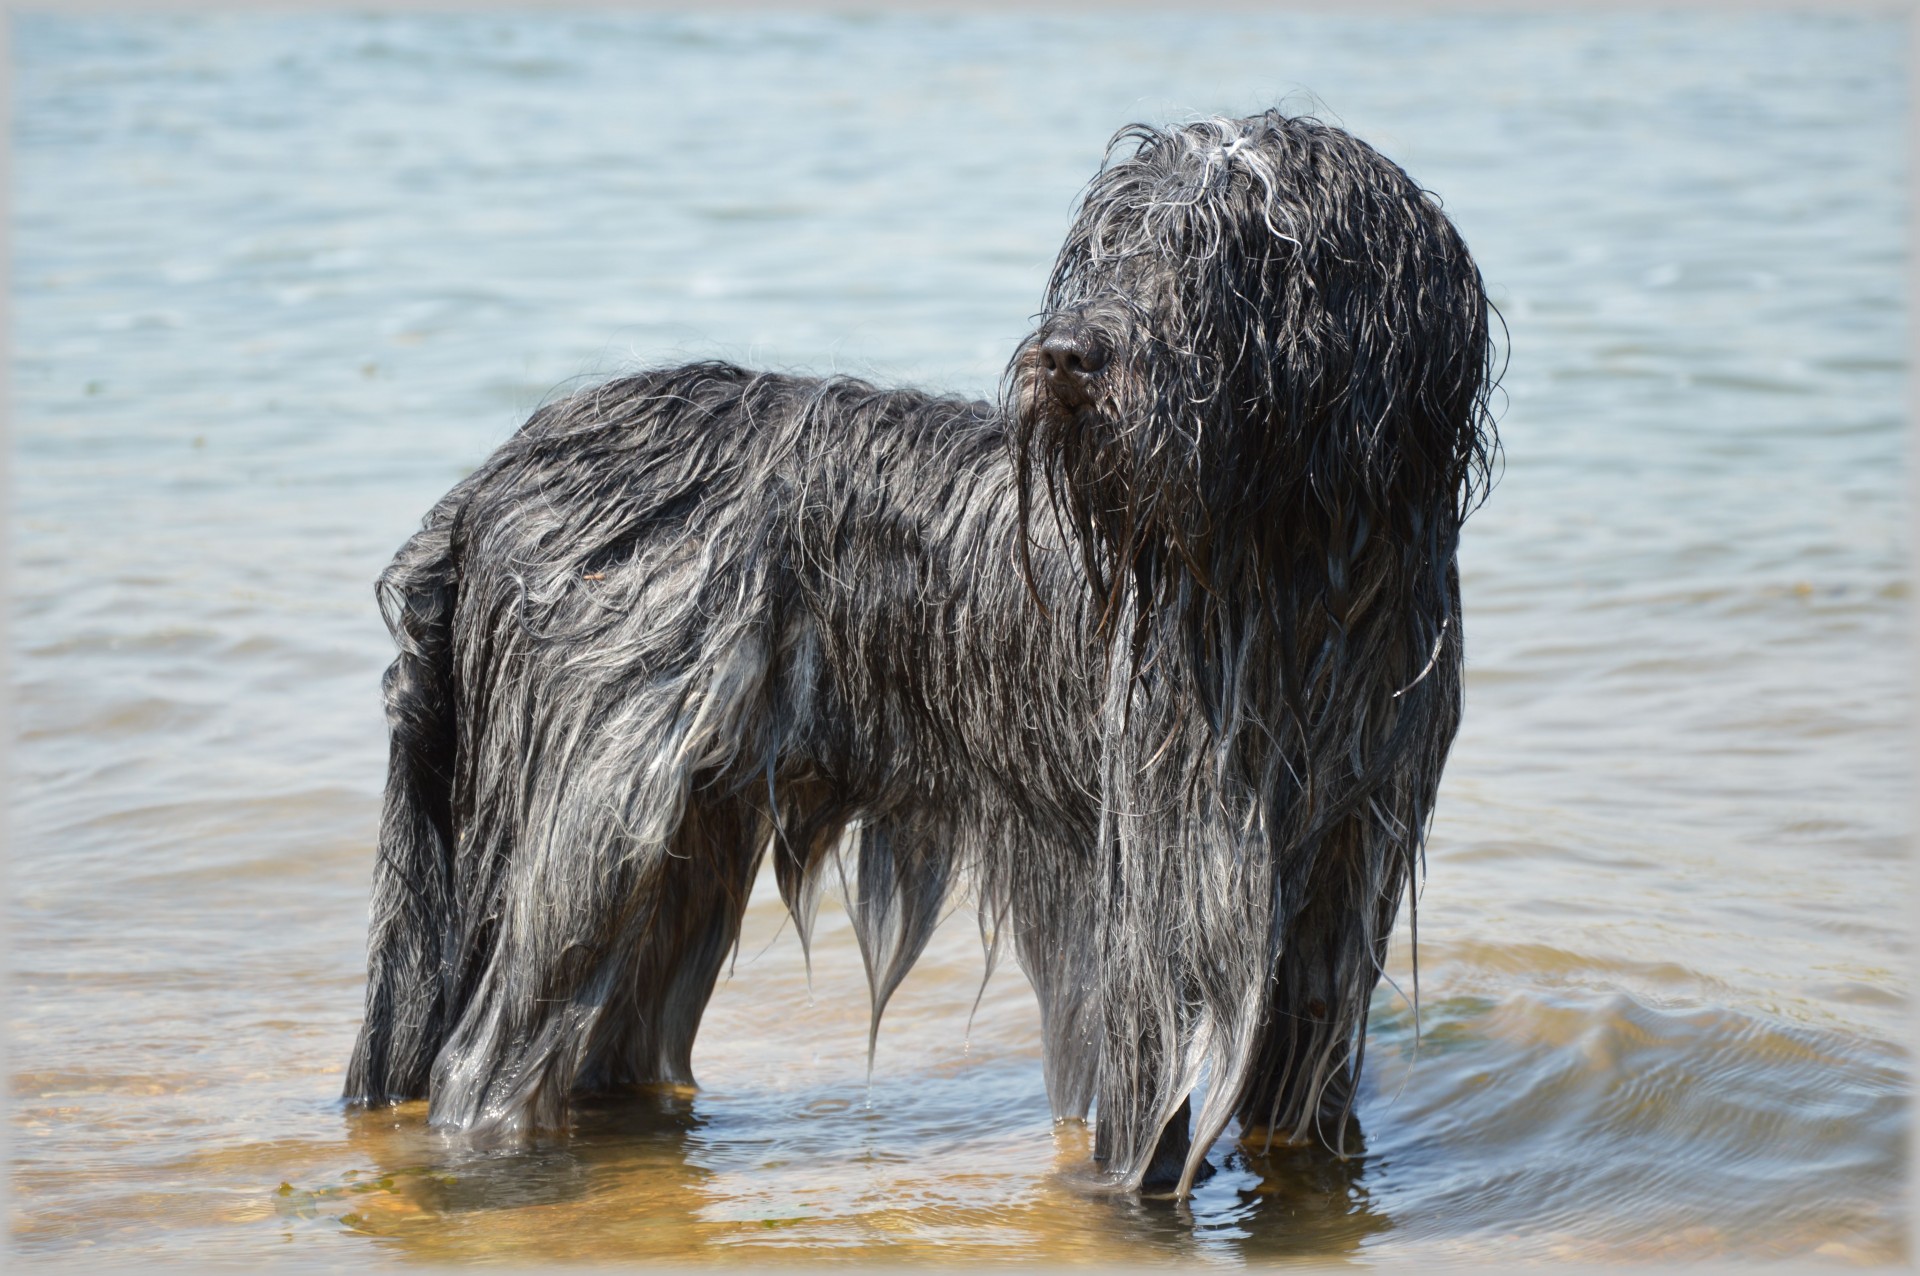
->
[574,797,767,1094]
[425,628,777,1139]
[423,789,763,1138]
[345,507,465,1106]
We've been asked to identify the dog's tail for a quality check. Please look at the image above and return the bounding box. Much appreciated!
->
[344,493,467,1106]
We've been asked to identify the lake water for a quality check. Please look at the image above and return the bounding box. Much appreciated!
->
[9,10,1909,1266]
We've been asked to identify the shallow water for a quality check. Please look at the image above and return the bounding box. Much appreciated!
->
[9,11,1908,1267]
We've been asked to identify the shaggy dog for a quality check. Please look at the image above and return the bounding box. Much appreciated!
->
[344,110,1498,1197]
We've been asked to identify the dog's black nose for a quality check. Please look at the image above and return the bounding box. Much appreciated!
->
[1040,329,1109,406]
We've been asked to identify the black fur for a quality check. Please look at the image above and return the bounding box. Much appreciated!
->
[344,110,1498,1198]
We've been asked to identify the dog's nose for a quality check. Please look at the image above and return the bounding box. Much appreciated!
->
[1039,329,1109,406]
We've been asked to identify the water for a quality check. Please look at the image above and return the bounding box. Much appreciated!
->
[9,11,1907,1266]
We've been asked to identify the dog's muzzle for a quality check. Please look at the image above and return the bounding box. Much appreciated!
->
[1039,325,1109,409]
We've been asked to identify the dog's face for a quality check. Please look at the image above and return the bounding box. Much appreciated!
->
[1020,119,1293,440]
[1009,111,1495,595]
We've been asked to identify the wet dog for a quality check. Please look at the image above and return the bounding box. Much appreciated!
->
[344,110,1498,1197]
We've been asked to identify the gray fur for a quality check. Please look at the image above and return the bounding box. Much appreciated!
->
[344,110,1499,1198]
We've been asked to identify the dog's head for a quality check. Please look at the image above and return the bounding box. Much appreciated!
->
[1009,111,1498,614]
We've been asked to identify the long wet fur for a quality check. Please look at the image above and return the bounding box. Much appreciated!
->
[344,110,1498,1199]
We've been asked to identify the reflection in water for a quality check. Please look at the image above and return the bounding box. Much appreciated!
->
[300,1087,1390,1265]
[10,8,1907,1267]
[315,1092,718,1259]
[345,1088,709,1216]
